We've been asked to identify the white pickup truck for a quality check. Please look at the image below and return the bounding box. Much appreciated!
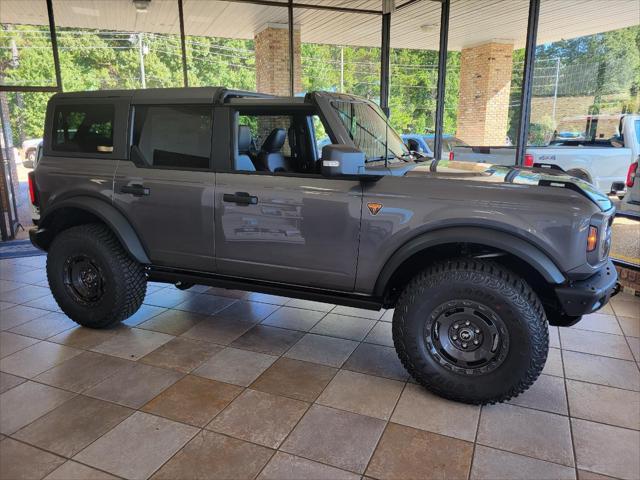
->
[451,114,640,195]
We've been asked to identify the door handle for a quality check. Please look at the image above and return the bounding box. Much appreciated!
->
[120,184,150,196]
[223,192,258,205]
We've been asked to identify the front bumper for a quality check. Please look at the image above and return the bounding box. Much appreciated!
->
[29,227,48,252]
[555,260,619,317]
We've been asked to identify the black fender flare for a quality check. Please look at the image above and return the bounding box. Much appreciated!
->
[374,226,566,297]
[39,196,151,264]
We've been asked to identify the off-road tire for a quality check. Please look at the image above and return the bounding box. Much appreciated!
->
[47,223,147,328]
[393,258,548,404]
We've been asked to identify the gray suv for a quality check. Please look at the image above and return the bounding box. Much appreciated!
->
[29,87,618,404]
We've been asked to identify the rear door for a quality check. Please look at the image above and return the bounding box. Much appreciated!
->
[213,105,362,291]
[113,104,215,271]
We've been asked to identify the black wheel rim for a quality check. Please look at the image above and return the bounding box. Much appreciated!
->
[425,300,509,375]
[63,254,105,304]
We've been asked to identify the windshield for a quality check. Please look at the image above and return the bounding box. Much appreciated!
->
[331,99,410,163]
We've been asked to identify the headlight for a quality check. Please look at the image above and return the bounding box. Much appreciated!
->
[587,212,613,264]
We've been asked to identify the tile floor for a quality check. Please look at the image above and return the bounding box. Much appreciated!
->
[0,255,639,480]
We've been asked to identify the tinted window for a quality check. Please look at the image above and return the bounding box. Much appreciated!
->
[52,104,114,154]
[131,105,212,170]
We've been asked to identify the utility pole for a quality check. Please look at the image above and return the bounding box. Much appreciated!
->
[138,33,146,89]
[551,57,560,123]
[340,47,344,93]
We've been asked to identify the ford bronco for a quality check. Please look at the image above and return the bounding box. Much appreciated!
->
[29,87,619,404]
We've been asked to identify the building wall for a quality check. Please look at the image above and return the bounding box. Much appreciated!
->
[456,41,514,146]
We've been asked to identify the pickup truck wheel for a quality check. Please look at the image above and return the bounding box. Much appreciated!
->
[393,258,548,405]
[47,223,147,328]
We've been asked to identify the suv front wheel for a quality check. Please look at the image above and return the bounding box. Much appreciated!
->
[393,258,548,404]
[47,223,147,328]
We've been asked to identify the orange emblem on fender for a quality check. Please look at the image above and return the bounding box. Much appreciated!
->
[367,202,383,215]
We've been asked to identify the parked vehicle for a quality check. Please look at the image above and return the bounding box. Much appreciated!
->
[619,157,640,217]
[22,138,42,168]
[450,114,640,195]
[29,88,618,405]
[401,133,468,158]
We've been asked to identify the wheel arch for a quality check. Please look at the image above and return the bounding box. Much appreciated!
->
[37,196,150,264]
[374,227,566,307]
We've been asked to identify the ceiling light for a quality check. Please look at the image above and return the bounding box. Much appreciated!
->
[382,0,395,14]
[133,0,151,13]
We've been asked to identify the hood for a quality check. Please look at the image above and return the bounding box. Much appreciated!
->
[407,159,613,211]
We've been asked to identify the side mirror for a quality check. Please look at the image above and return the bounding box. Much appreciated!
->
[405,138,420,152]
[321,144,367,177]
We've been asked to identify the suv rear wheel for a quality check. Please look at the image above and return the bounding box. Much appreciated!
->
[47,223,147,328]
[393,258,548,404]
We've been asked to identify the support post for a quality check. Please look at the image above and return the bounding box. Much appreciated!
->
[288,1,295,96]
[380,12,391,116]
[46,0,62,91]
[515,0,540,165]
[178,0,189,87]
[433,0,449,161]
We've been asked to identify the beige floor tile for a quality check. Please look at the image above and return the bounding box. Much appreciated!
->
[285,298,335,312]
[43,461,120,480]
[137,309,208,336]
[572,418,640,480]
[193,347,277,386]
[261,306,326,331]
[507,374,568,415]
[560,329,633,360]
[0,371,25,394]
[1,284,50,304]
[23,294,62,313]
[0,301,16,311]
[281,404,386,473]
[366,422,474,480]
[143,288,198,308]
[85,362,183,408]
[14,395,133,457]
[363,321,394,347]
[0,438,65,480]
[244,292,290,305]
[181,316,255,345]
[140,336,222,373]
[543,347,564,377]
[91,328,174,360]
[611,298,640,319]
[258,452,360,480]
[9,312,76,340]
[563,350,640,391]
[0,331,39,358]
[317,370,404,420]
[343,342,409,381]
[618,316,639,338]
[284,333,358,367]
[0,341,82,378]
[391,383,480,441]
[478,403,574,467]
[205,286,249,299]
[48,326,118,349]
[628,336,640,363]
[74,411,198,480]
[0,381,75,434]
[571,313,623,335]
[567,379,640,430]
[34,351,131,392]
[122,304,167,327]
[151,430,273,480]
[549,326,561,348]
[174,294,236,316]
[577,470,621,480]
[208,389,309,448]
[0,305,48,330]
[310,313,376,341]
[230,325,304,355]
[250,357,337,402]
[0,279,25,293]
[331,305,384,320]
[142,375,242,427]
[470,445,576,480]
[215,300,280,323]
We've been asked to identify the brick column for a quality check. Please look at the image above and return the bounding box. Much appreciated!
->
[254,24,301,96]
[456,41,514,146]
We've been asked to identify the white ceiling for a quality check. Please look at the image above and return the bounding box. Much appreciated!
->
[1,0,638,50]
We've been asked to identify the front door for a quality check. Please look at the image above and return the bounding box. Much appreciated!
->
[113,104,215,271]
[214,108,362,290]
